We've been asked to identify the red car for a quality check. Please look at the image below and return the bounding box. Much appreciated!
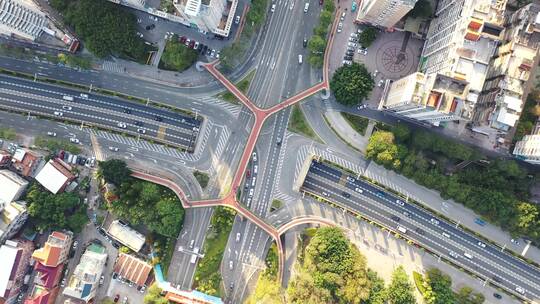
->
[179,36,187,43]
[189,40,196,49]
[319,0,323,5]
[246,170,251,178]
[113,295,120,303]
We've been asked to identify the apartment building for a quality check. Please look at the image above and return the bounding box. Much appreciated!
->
[0,0,48,41]
[0,239,34,304]
[0,169,28,204]
[356,0,418,28]
[32,231,73,267]
[173,0,237,37]
[0,201,28,245]
[62,243,107,303]
[474,3,540,132]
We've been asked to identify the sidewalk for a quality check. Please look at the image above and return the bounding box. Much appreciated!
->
[363,161,540,266]
[324,110,374,154]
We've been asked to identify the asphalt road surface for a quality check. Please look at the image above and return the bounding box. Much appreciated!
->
[301,160,540,302]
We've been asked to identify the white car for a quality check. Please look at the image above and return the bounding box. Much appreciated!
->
[350,33,358,38]
[62,105,72,110]
[137,128,146,134]
[54,111,63,116]
[340,12,346,21]
[430,218,440,225]
[477,241,486,248]
[229,260,234,270]
[47,131,57,137]
[136,32,143,38]
[252,152,257,162]
[236,233,241,242]
[378,79,385,87]
[354,187,363,193]
[249,188,254,197]
[194,41,200,49]
[211,49,216,57]
[271,4,276,12]
[117,122,127,128]
[69,138,80,144]
[358,48,367,55]
[395,199,404,206]
[235,15,240,24]
[342,60,352,65]
[109,146,119,152]
[61,278,66,287]
[73,240,78,249]
[372,69,379,77]
[80,93,89,99]
[515,287,525,294]
[348,37,357,42]
[348,42,357,47]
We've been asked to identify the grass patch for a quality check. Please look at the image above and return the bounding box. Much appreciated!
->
[263,242,279,280]
[341,112,369,135]
[218,69,256,104]
[288,105,320,141]
[0,126,16,140]
[271,199,283,211]
[193,207,236,297]
[193,170,209,189]
[34,136,81,154]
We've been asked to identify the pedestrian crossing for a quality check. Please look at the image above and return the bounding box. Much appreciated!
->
[101,61,124,74]
[198,96,241,117]
[294,145,365,182]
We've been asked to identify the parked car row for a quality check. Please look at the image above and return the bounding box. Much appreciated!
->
[58,149,96,167]
[178,36,220,58]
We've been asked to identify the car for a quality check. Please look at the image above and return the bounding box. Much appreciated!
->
[289,1,294,9]
[216,51,221,59]
[180,36,187,43]
[230,283,234,290]
[202,45,208,53]
[492,276,502,283]
[493,293,502,299]
[348,37,357,42]
[341,192,351,198]
[69,138,80,144]
[128,281,134,287]
[235,15,240,24]
[338,22,343,28]
[123,108,131,114]
[61,278,66,287]
[252,152,257,162]
[346,50,354,55]
[515,286,525,294]
[477,241,486,248]
[137,128,146,134]
[47,131,57,137]
[211,49,216,57]
[80,93,89,99]
[352,1,357,11]
[253,165,258,174]
[73,240,78,249]
[246,170,251,178]
[154,115,163,122]
[194,41,200,49]
[358,48,367,55]
[248,188,254,197]
[403,211,412,218]
[372,69,379,77]
[342,60,351,65]
[415,228,425,235]
[344,56,353,61]
[347,176,355,182]
[189,40,195,49]
[348,42,358,47]
[303,38,308,48]
[350,33,358,38]
[430,218,440,225]
[319,0,323,4]
[376,190,385,197]
[99,275,104,285]
[117,122,127,128]
[448,251,459,258]
[340,12,346,21]
[185,38,191,46]
[442,232,451,238]
[378,79,385,87]
[271,4,276,12]
[62,105,72,110]
[189,239,195,249]
[391,216,400,222]
[136,32,143,38]
[229,260,234,270]
[236,233,241,242]
[139,286,146,293]
[354,187,363,193]
[206,48,212,56]
[395,199,405,206]
[322,191,329,197]
[54,111,63,116]
[109,146,119,152]
[304,2,309,12]
[122,296,128,304]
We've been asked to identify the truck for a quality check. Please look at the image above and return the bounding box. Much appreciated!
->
[397,226,407,234]
[62,95,74,102]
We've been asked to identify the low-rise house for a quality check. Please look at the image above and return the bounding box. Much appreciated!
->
[34,159,75,194]
[0,169,28,204]
[107,220,146,252]
[113,253,152,287]
[11,149,42,178]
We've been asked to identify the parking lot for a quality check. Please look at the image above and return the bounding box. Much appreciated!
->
[106,276,146,304]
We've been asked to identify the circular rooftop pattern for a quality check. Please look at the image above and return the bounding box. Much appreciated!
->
[376,40,417,79]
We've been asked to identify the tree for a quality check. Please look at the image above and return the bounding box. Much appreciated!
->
[160,40,199,71]
[392,124,411,143]
[366,131,401,168]
[323,0,335,12]
[456,286,485,304]
[425,268,455,304]
[330,62,374,105]
[319,10,333,27]
[246,275,285,304]
[387,266,416,304]
[366,269,387,304]
[408,0,432,18]
[359,27,378,47]
[308,35,327,54]
[309,54,324,67]
[144,284,169,304]
[98,159,132,186]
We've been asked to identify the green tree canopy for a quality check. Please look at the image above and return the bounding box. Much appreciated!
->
[425,268,455,304]
[143,284,169,304]
[387,266,416,304]
[366,131,404,169]
[359,27,378,47]
[26,184,87,233]
[408,0,432,18]
[98,159,132,186]
[308,35,327,54]
[287,227,372,303]
[160,40,199,71]
[366,269,387,304]
[330,62,374,105]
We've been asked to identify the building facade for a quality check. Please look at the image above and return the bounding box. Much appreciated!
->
[513,119,540,164]
[0,239,35,304]
[0,201,28,245]
[0,0,48,40]
[0,169,28,204]
[356,0,418,28]
[32,231,73,267]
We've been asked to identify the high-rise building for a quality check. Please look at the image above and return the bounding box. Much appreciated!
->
[174,0,237,37]
[32,231,73,268]
[0,0,48,41]
[474,3,540,131]
[356,0,418,28]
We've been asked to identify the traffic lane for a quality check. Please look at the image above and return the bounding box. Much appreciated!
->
[0,75,202,130]
[300,176,538,300]
[0,95,195,147]
[309,162,540,287]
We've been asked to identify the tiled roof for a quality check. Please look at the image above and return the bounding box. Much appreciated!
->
[113,253,152,286]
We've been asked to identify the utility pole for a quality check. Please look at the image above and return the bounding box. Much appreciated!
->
[33,73,37,82]
[89,83,93,92]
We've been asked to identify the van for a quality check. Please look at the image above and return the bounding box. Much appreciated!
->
[298,55,303,64]
[464,252,473,259]
[397,226,407,234]
[304,2,309,12]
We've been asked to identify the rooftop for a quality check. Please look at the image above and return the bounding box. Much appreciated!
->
[113,253,152,286]
[34,159,74,194]
[107,220,146,252]
[0,240,20,297]
[0,169,28,204]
